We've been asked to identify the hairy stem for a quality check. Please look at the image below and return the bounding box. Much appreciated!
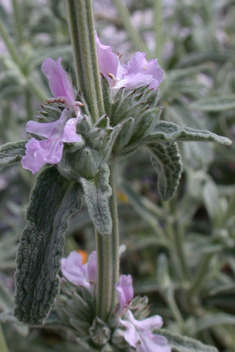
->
[154,0,162,65]
[0,325,9,352]
[166,289,185,332]
[110,159,120,308]
[96,231,112,320]
[112,0,151,59]
[11,0,24,44]
[0,18,22,68]
[66,0,104,122]
[187,253,213,303]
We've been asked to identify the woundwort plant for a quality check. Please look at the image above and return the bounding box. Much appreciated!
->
[0,0,232,351]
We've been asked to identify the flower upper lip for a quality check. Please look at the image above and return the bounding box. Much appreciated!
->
[95,32,164,91]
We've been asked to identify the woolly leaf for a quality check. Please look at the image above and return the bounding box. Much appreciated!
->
[191,94,235,111]
[148,142,182,200]
[0,140,27,168]
[158,329,218,352]
[14,167,83,325]
[145,121,231,145]
[80,164,112,235]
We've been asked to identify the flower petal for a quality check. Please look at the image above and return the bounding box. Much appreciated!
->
[61,251,90,288]
[125,310,163,331]
[42,57,74,102]
[115,275,134,314]
[119,317,139,348]
[62,113,82,143]
[21,137,64,174]
[95,32,126,87]
[26,109,68,138]
[122,52,163,90]
[86,251,97,284]
[137,332,171,352]
[114,73,153,90]
[21,138,48,174]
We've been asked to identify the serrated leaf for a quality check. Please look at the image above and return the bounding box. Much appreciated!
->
[0,140,27,168]
[14,167,83,325]
[158,329,218,352]
[148,142,182,200]
[191,94,235,111]
[80,164,112,235]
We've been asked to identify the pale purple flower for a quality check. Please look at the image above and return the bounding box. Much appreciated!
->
[115,275,171,352]
[115,274,133,314]
[21,109,82,174]
[42,57,75,104]
[61,251,97,290]
[120,310,171,352]
[95,33,163,91]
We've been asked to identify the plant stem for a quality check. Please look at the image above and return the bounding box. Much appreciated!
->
[0,18,46,102]
[0,325,9,352]
[66,0,104,122]
[11,0,24,44]
[96,231,112,320]
[166,289,185,332]
[27,77,47,102]
[110,159,120,308]
[112,0,151,59]
[154,0,162,65]
[187,253,213,302]
[0,18,22,68]
[172,222,190,279]
[164,202,189,279]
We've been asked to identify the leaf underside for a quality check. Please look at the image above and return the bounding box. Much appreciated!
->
[14,167,83,325]
[80,164,112,235]
[148,142,183,200]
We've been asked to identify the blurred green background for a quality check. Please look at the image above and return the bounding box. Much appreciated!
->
[0,0,235,351]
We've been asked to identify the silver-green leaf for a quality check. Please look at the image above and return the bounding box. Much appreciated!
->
[80,164,112,235]
[14,167,83,325]
[0,140,27,168]
[145,121,231,145]
[158,329,218,352]
[148,142,183,200]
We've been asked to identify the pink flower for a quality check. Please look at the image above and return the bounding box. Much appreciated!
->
[21,57,83,174]
[115,274,133,314]
[61,251,97,290]
[42,57,75,105]
[95,33,163,91]
[21,109,82,174]
[115,275,171,352]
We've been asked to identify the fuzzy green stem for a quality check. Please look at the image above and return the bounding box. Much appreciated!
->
[0,18,46,102]
[11,0,24,44]
[172,223,190,279]
[164,203,189,279]
[110,159,120,308]
[112,0,151,59]
[27,77,47,102]
[96,231,112,321]
[0,325,9,352]
[154,0,162,65]
[187,253,213,302]
[166,289,185,332]
[0,18,22,67]
[66,0,104,122]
